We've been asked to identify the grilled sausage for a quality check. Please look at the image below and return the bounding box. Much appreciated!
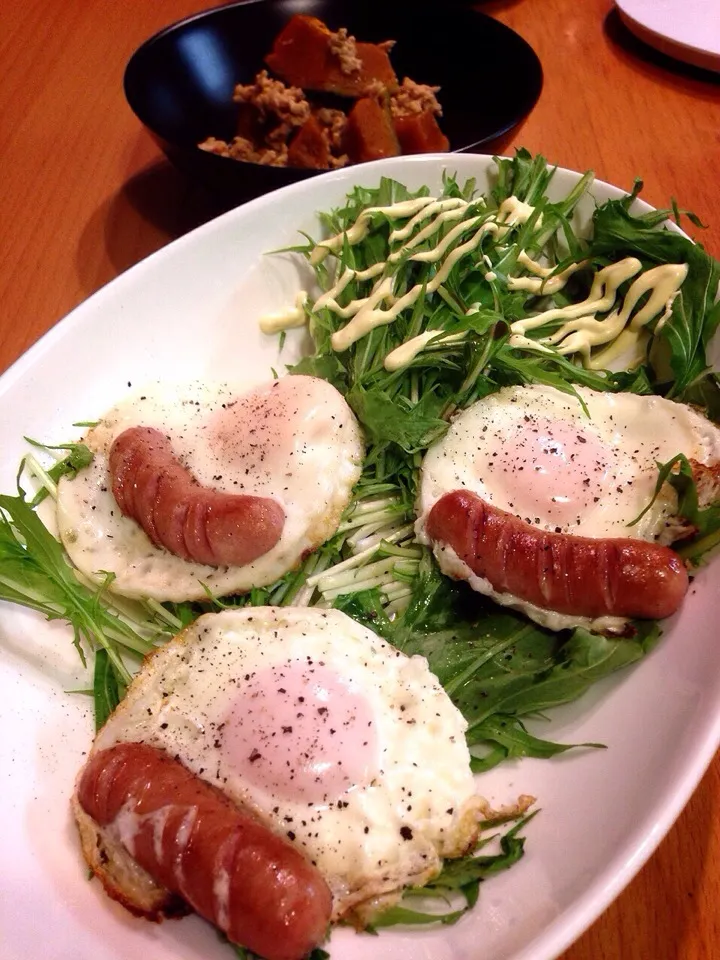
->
[109,426,284,567]
[77,742,332,960]
[425,490,688,620]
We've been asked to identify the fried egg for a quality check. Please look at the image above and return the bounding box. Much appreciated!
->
[57,376,363,601]
[92,606,482,921]
[416,384,720,631]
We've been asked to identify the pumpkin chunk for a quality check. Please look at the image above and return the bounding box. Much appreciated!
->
[344,97,400,163]
[265,15,398,97]
[394,110,450,154]
[288,116,331,169]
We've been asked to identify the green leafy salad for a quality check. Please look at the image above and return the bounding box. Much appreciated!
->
[2,149,720,938]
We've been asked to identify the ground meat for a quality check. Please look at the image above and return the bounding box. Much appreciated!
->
[199,135,289,166]
[390,77,443,118]
[328,27,362,75]
[215,70,311,163]
[315,108,348,152]
[364,79,388,100]
[265,124,293,150]
[199,100,348,170]
[233,70,310,127]
[198,136,232,157]
[311,108,349,168]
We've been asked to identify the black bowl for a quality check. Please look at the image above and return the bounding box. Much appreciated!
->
[124,0,543,205]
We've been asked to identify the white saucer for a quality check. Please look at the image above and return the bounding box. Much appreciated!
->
[616,0,720,73]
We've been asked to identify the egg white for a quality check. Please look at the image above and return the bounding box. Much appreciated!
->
[56,376,363,601]
[93,607,483,922]
[416,384,720,631]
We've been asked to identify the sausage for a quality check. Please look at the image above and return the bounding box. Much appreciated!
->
[425,490,688,620]
[77,742,332,960]
[109,426,285,567]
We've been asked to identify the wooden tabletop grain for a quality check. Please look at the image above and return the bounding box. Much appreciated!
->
[2,0,719,957]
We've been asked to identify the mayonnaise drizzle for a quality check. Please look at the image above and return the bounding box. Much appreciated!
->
[511,258,644,335]
[388,197,468,244]
[313,262,385,312]
[328,196,535,353]
[507,253,588,295]
[506,333,556,355]
[406,215,484,264]
[259,190,688,373]
[310,196,438,265]
[259,194,534,352]
[388,205,472,262]
[258,290,308,334]
[494,196,539,239]
[330,220,500,352]
[511,258,688,366]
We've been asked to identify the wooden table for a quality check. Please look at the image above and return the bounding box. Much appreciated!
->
[2,0,719,957]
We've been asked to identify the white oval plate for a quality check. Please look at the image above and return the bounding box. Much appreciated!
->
[1,154,719,960]
[616,0,720,73]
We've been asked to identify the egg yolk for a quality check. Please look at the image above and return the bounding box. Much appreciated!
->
[205,380,290,479]
[221,660,379,804]
[204,376,339,484]
[489,416,613,527]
